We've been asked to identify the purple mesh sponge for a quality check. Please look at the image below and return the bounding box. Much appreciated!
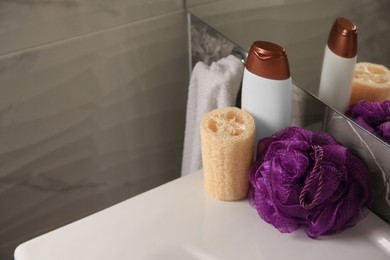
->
[249,126,371,238]
[346,100,390,144]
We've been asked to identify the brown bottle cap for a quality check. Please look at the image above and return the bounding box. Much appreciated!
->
[327,17,358,58]
[245,41,290,80]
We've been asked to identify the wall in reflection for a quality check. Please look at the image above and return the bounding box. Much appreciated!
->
[187,0,390,95]
[0,1,188,259]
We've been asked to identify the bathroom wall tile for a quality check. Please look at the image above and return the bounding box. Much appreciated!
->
[0,0,183,55]
[0,10,188,258]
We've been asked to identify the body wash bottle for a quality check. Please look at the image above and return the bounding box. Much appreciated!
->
[318,17,358,113]
[241,41,292,142]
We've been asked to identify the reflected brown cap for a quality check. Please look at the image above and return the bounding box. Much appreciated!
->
[245,41,290,80]
[327,17,358,58]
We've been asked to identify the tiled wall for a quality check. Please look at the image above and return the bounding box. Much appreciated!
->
[0,1,188,259]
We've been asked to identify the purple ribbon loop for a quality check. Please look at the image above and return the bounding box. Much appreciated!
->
[299,145,324,210]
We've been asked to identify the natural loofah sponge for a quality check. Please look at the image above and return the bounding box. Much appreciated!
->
[350,62,390,105]
[200,107,255,201]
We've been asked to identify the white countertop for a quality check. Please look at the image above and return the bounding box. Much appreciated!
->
[15,170,390,259]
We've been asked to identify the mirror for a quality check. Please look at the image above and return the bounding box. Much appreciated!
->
[186,0,390,144]
[187,4,390,223]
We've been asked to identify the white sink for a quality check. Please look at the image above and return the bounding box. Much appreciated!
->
[15,170,390,260]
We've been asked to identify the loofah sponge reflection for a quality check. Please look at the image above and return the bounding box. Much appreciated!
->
[346,100,390,144]
[249,127,371,238]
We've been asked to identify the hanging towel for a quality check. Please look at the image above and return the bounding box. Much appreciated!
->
[181,55,244,176]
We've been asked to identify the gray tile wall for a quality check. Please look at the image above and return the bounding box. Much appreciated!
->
[0,1,188,259]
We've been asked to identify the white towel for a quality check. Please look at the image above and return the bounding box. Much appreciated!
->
[181,55,244,176]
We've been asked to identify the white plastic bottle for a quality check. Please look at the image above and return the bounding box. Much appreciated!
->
[318,17,358,113]
[241,41,292,142]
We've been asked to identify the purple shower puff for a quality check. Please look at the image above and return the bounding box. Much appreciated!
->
[248,126,371,238]
[346,100,390,143]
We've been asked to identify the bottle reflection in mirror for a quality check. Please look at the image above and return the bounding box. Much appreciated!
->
[318,17,357,113]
